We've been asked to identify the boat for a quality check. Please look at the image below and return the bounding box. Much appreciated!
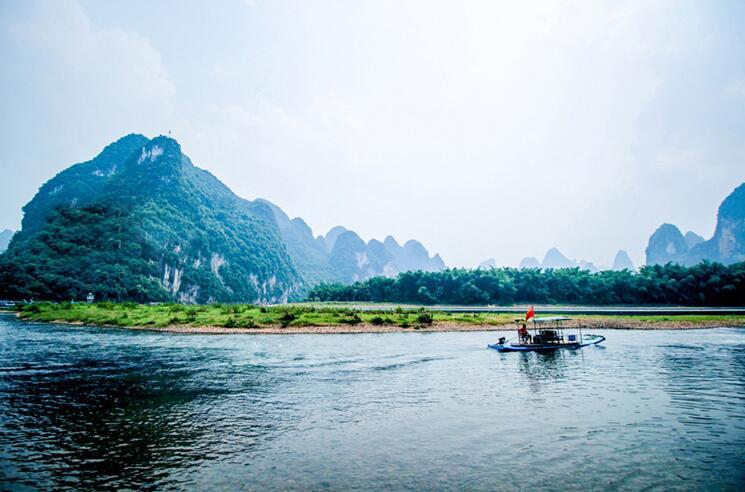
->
[488,315,605,352]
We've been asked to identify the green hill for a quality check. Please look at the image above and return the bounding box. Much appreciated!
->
[0,135,300,303]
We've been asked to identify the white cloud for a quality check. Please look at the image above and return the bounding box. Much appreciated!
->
[6,0,175,146]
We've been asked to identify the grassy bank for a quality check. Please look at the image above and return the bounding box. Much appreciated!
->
[15,301,745,332]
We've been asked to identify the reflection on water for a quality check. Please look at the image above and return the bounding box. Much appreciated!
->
[1,315,744,490]
[516,350,571,390]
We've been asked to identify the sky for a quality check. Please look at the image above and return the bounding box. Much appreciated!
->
[1,0,744,268]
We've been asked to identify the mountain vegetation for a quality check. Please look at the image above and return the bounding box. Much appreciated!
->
[17,301,745,329]
[307,261,745,306]
[0,135,300,303]
[0,134,444,303]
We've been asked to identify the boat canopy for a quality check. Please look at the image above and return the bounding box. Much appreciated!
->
[532,316,571,323]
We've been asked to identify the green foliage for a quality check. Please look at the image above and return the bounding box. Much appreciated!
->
[16,301,745,329]
[0,135,300,304]
[279,311,297,327]
[340,312,362,325]
[307,262,745,306]
[0,205,169,302]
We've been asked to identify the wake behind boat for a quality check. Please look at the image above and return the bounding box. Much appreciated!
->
[488,309,605,353]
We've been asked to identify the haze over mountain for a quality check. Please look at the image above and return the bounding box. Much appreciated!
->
[0,135,443,302]
[259,200,445,285]
[646,183,745,267]
[518,257,541,269]
[0,229,13,253]
[480,247,635,272]
[612,250,636,271]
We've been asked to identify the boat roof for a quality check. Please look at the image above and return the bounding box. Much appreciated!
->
[532,316,572,322]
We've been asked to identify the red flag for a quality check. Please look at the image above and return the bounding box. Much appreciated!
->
[525,306,535,321]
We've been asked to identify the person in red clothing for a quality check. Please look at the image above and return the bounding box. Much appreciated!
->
[518,322,531,343]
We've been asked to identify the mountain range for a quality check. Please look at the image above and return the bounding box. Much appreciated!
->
[0,134,444,302]
[645,182,745,266]
[258,199,444,285]
[480,248,635,272]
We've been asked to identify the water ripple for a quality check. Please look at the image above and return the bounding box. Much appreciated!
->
[0,319,744,490]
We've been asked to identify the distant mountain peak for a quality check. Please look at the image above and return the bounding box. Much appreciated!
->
[612,250,635,271]
[684,231,705,248]
[479,258,497,269]
[542,247,575,269]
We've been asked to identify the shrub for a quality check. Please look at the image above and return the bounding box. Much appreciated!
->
[416,312,433,325]
[223,317,237,328]
[238,318,256,328]
[279,311,297,327]
[185,308,199,322]
[23,303,41,314]
[400,321,410,328]
[370,316,385,325]
[341,315,362,325]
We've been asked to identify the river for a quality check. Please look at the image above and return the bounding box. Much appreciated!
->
[1,314,743,490]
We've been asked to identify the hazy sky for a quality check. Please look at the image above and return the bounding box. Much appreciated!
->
[1,0,744,268]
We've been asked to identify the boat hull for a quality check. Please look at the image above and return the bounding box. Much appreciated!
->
[488,336,605,353]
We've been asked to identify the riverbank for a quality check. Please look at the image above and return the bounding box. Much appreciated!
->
[14,302,745,333]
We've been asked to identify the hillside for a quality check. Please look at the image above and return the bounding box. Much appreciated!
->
[646,183,745,266]
[0,135,300,303]
[0,134,445,302]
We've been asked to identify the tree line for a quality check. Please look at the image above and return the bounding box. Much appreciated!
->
[306,261,745,306]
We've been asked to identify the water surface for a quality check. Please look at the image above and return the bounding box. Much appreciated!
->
[1,314,744,490]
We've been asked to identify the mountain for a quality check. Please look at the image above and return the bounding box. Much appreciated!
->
[320,226,349,253]
[0,135,300,303]
[519,257,541,269]
[0,229,13,253]
[257,202,447,285]
[255,199,336,285]
[645,223,689,265]
[541,248,576,269]
[684,231,705,249]
[612,250,635,271]
[479,258,497,269]
[519,249,600,271]
[578,260,598,273]
[0,133,446,302]
[646,183,745,266]
[390,239,445,272]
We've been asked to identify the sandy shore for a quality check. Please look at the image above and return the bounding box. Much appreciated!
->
[33,317,744,335]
